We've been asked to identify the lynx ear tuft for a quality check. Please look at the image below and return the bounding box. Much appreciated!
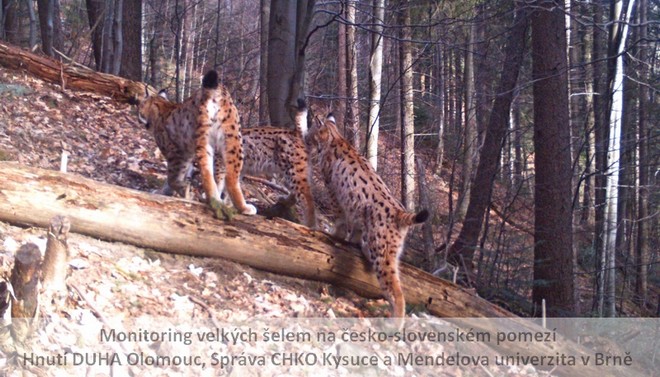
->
[326,113,335,124]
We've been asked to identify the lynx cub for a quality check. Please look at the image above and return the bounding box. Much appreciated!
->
[216,100,316,228]
[307,113,429,323]
[133,70,256,215]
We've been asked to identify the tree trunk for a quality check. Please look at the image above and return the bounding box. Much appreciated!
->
[603,0,635,317]
[0,40,153,102]
[592,1,608,315]
[110,0,122,75]
[36,0,54,55]
[258,0,269,125]
[433,43,445,173]
[267,0,295,126]
[101,0,115,73]
[3,0,21,45]
[119,0,141,81]
[530,0,576,316]
[366,0,384,169]
[398,2,415,212]
[635,0,649,306]
[336,3,347,131]
[25,0,37,49]
[85,0,104,71]
[148,29,161,88]
[447,6,528,283]
[455,12,478,221]
[345,1,359,148]
[0,161,512,320]
[36,0,62,57]
[266,0,314,127]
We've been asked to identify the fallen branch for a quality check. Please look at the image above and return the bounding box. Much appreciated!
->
[0,41,153,102]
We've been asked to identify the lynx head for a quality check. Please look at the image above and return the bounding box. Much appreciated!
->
[307,112,339,149]
[132,88,171,131]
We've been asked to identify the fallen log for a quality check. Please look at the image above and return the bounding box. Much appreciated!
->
[0,162,645,377]
[0,41,152,102]
[0,161,509,318]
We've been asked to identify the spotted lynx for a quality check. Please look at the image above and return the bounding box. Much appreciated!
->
[307,113,429,323]
[215,100,316,228]
[133,70,256,215]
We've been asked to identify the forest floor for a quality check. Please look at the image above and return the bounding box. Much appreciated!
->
[0,65,651,376]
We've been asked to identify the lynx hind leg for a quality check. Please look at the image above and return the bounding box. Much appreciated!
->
[223,132,256,215]
[376,241,406,327]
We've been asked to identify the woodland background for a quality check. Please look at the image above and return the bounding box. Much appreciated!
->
[0,0,657,319]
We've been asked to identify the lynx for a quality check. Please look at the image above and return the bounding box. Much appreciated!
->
[133,70,256,215]
[307,113,429,323]
[216,100,316,228]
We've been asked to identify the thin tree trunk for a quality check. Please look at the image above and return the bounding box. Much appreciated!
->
[25,0,36,49]
[258,0,269,124]
[366,0,384,169]
[336,3,347,132]
[288,0,314,117]
[399,2,415,212]
[635,0,649,306]
[603,0,635,317]
[433,43,445,173]
[85,0,104,71]
[345,1,359,148]
[592,0,607,316]
[3,0,21,45]
[455,16,478,220]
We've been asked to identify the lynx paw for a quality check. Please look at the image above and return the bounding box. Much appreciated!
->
[242,204,257,215]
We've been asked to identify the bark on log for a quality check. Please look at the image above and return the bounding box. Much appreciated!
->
[0,41,152,102]
[0,162,645,377]
[0,161,509,319]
